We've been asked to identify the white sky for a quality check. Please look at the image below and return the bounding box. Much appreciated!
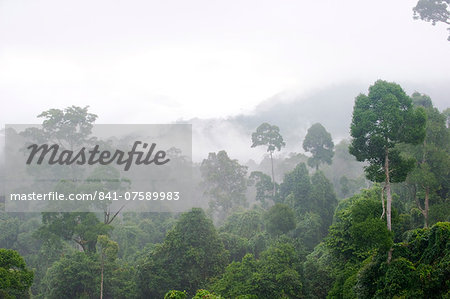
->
[1,0,449,126]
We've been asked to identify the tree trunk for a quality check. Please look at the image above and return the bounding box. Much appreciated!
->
[387,248,393,263]
[414,186,430,228]
[380,185,386,219]
[270,152,276,197]
[385,149,393,263]
[384,149,392,232]
[414,184,428,228]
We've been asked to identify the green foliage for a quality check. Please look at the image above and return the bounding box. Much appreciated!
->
[339,175,367,199]
[28,219,70,296]
[383,257,419,297]
[20,105,99,184]
[413,0,450,41]
[302,243,334,299]
[327,264,359,299]
[192,289,223,298]
[327,187,392,264]
[97,235,118,262]
[15,106,127,297]
[211,243,302,298]
[0,249,34,299]
[110,223,148,260]
[411,91,433,108]
[39,212,111,253]
[251,122,286,199]
[292,212,323,251]
[265,204,295,237]
[1,104,447,298]
[251,123,285,153]
[248,171,276,206]
[219,232,250,263]
[110,213,175,262]
[164,289,225,299]
[210,254,258,297]
[350,80,427,233]
[218,209,267,261]
[165,290,187,299]
[320,139,368,199]
[310,171,338,237]
[279,163,311,210]
[42,252,98,298]
[201,151,248,219]
[0,216,19,249]
[138,208,228,298]
[41,250,137,299]
[351,199,393,251]
[349,80,426,183]
[355,222,450,298]
[279,165,337,248]
[324,187,396,298]
[429,202,450,223]
[247,232,270,258]
[220,209,264,239]
[303,123,334,170]
[21,105,97,146]
[402,95,450,227]
[341,271,358,299]
[444,107,450,128]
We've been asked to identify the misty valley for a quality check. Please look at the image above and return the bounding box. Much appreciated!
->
[2,0,450,297]
[0,80,449,299]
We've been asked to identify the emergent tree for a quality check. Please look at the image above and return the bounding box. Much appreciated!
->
[303,123,334,170]
[413,0,450,41]
[349,80,426,233]
[251,123,285,196]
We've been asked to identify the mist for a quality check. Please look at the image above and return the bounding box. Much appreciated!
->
[1,0,449,298]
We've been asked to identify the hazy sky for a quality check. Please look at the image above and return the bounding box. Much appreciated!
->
[1,0,449,127]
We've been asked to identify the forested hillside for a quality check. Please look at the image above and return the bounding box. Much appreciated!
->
[1,80,449,298]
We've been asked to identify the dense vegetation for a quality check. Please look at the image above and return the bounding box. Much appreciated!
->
[0,80,449,298]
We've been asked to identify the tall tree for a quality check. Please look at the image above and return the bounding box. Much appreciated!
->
[97,235,119,299]
[23,106,124,253]
[404,92,450,227]
[349,80,426,233]
[200,151,248,220]
[413,0,450,41]
[251,123,285,196]
[21,105,97,150]
[302,123,334,170]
